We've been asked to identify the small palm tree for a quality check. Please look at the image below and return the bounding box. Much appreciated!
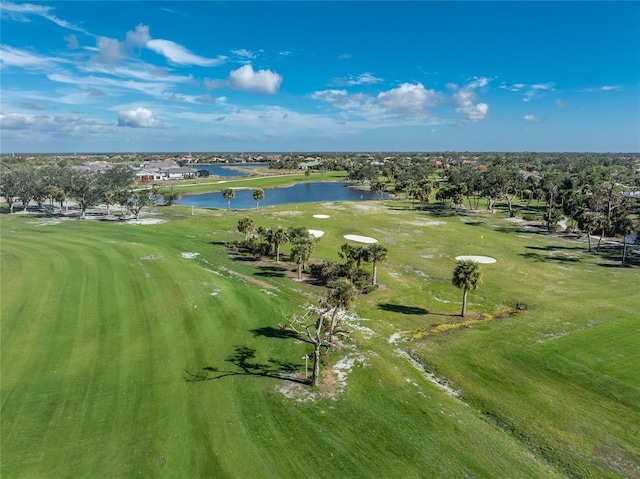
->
[272,227,289,262]
[366,243,388,285]
[237,217,254,241]
[252,188,264,211]
[613,214,635,263]
[290,239,316,279]
[452,260,482,317]
[222,188,235,211]
[325,277,358,347]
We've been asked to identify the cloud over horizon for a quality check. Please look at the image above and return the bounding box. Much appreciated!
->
[117,107,171,128]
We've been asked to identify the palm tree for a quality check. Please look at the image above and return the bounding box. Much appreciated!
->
[252,188,264,211]
[290,239,316,279]
[272,227,289,262]
[366,243,388,285]
[222,188,235,211]
[452,260,482,317]
[577,211,598,253]
[325,277,358,350]
[613,214,635,264]
[237,217,254,241]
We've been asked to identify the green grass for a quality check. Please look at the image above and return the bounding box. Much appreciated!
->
[1,197,638,478]
[161,170,348,194]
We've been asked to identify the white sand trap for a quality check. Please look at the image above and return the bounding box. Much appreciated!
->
[123,218,167,225]
[309,229,325,238]
[313,214,330,218]
[344,234,378,244]
[455,255,497,264]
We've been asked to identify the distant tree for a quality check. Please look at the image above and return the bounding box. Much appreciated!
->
[613,214,635,264]
[452,260,482,317]
[103,164,134,191]
[69,170,106,219]
[222,188,235,211]
[237,217,255,241]
[252,188,264,211]
[0,166,23,213]
[103,191,117,216]
[119,185,159,220]
[576,211,599,253]
[161,183,182,206]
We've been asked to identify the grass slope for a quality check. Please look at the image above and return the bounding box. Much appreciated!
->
[1,198,638,478]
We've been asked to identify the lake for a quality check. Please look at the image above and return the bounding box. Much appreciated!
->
[177,181,379,209]
[192,163,269,178]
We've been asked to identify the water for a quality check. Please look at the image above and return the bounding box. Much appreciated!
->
[177,181,379,209]
[192,163,268,178]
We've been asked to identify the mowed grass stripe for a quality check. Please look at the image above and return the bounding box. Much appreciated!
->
[2,203,637,478]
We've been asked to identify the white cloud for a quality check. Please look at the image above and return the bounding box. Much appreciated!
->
[310,90,374,111]
[1,112,113,133]
[555,98,570,108]
[93,37,126,66]
[377,83,439,117]
[146,39,226,66]
[524,114,540,122]
[0,45,64,70]
[117,107,170,128]
[64,34,79,49]
[231,49,256,59]
[523,83,554,101]
[1,1,87,33]
[579,85,624,93]
[227,64,283,94]
[499,83,525,92]
[449,78,491,121]
[339,53,352,60]
[346,72,383,86]
[126,24,151,49]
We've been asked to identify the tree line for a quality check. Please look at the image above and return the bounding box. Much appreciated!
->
[0,164,183,219]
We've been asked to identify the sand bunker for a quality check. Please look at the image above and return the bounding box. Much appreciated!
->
[309,230,325,238]
[123,218,167,225]
[455,255,497,264]
[344,234,378,244]
[313,214,330,218]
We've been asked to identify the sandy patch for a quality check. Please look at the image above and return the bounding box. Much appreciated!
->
[455,255,496,264]
[313,214,330,218]
[27,218,66,226]
[406,220,445,227]
[141,254,163,260]
[344,234,378,244]
[181,252,200,259]
[309,229,325,238]
[123,218,167,225]
[395,349,460,398]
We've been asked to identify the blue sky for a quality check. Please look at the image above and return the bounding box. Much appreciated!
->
[1,1,639,153]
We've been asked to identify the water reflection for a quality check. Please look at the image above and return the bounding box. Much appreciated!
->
[193,163,268,178]
[177,182,379,209]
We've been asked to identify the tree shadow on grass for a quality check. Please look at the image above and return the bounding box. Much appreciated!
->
[250,326,310,343]
[254,265,287,278]
[377,303,457,317]
[184,345,307,384]
[378,303,429,315]
[520,252,580,263]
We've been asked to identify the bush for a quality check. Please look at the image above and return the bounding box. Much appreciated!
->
[362,284,379,294]
[309,260,341,284]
